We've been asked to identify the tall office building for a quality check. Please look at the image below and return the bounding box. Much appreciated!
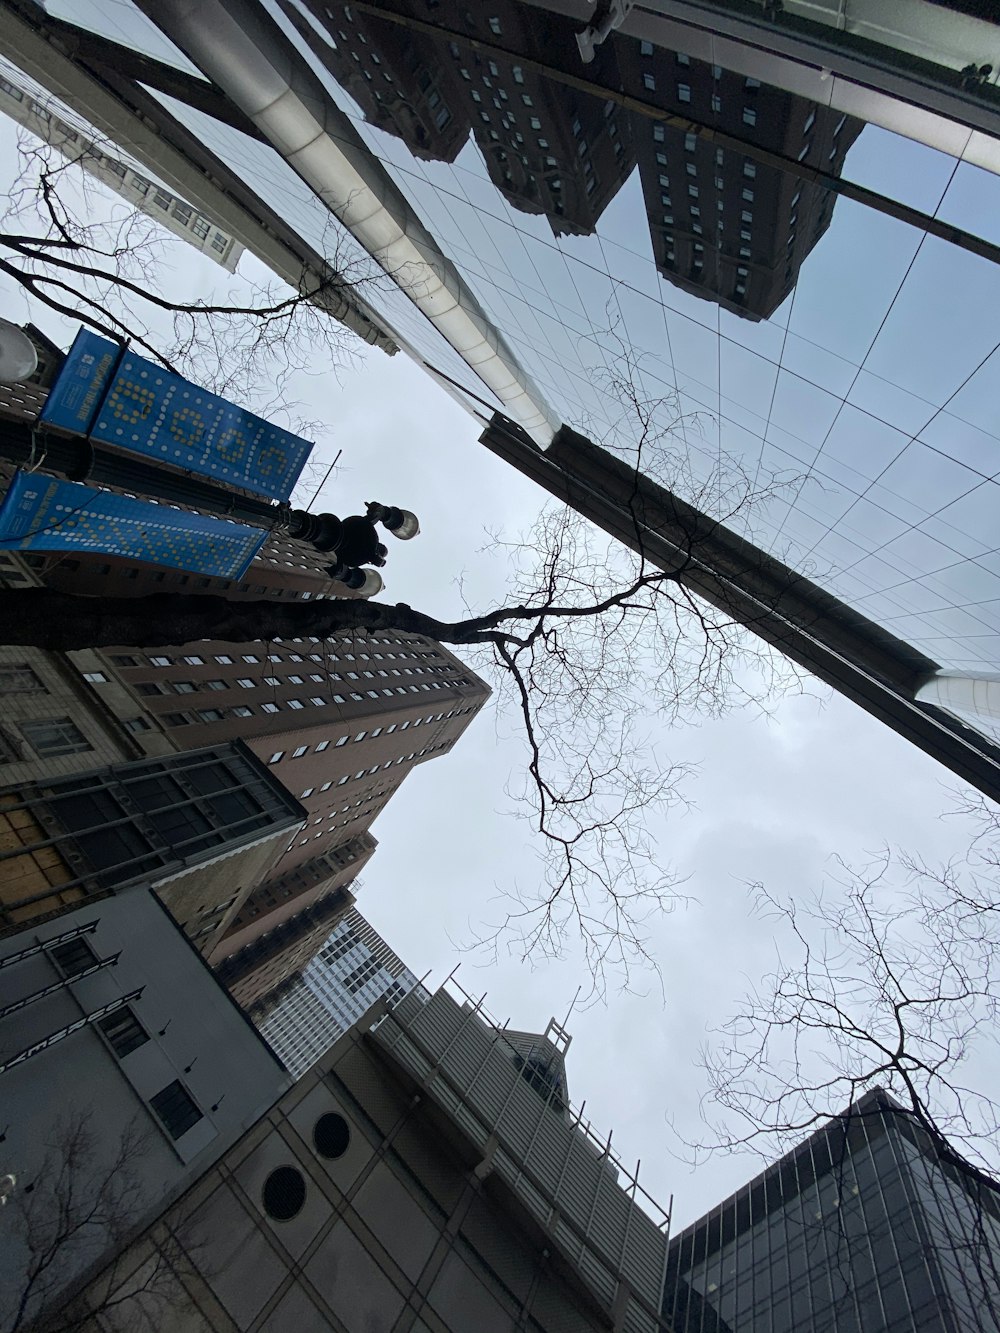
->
[663,1088,1000,1332]
[7,0,1000,795]
[254,905,420,1075]
[0,367,491,956]
[103,632,488,887]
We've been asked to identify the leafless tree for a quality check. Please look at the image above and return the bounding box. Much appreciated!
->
[0,354,803,997]
[0,125,377,435]
[697,799,1000,1185]
[4,1112,201,1333]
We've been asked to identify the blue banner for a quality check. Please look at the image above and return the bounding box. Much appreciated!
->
[0,472,266,578]
[39,330,312,502]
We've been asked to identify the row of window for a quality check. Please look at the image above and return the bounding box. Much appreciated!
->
[113,635,440,670]
[268,711,467,768]
[47,937,203,1140]
[160,678,466,726]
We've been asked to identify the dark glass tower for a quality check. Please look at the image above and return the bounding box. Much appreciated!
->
[663,1089,1000,1332]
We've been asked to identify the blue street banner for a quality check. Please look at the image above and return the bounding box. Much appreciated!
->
[39,329,313,502]
[0,472,266,578]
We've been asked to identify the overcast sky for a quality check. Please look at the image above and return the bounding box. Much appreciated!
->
[1,105,996,1237]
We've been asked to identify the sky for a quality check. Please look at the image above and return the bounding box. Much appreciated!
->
[3,6,1000,1238]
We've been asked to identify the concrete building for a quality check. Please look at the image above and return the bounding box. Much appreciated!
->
[0,884,291,1331]
[663,1087,1000,1332]
[0,741,306,954]
[255,906,420,1077]
[53,979,673,1331]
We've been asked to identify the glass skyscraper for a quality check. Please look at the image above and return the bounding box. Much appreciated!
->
[7,0,1000,793]
[663,1088,1000,1333]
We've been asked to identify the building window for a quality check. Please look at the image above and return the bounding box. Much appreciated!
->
[291,746,308,759]
[111,655,140,667]
[98,1006,149,1057]
[287,699,304,710]
[743,107,757,126]
[214,655,234,664]
[242,655,260,664]
[81,671,108,684]
[181,656,204,666]
[643,72,655,91]
[342,956,380,994]
[269,752,284,764]
[262,1166,306,1221]
[196,709,224,723]
[261,702,279,714]
[335,736,349,747]
[49,936,98,977]
[232,705,253,718]
[744,161,756,178]
[315,740,330,752]
[677,84,691,103]
[163,713,191,727]
[149,1080,203,1140]
[0,664,45,692]
[149,656,171,668]
[124,717,151,734]
[20,717,90,757]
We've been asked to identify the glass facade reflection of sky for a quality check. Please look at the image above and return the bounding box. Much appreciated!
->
[32,1,1000,685]
[663,1092,1000,1333]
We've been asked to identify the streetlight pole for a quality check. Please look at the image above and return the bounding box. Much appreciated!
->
[0,418,418,592]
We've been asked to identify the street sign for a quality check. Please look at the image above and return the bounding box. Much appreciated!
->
[39,329,312,501]
[0,472,266,577]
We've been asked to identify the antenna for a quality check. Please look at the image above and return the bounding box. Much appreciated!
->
[561,985,582,1030]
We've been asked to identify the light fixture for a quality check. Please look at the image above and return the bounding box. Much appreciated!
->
[0,319,37,382]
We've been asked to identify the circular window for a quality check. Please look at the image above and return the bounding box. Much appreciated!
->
[262,1166,306,1221]
[313,1112,351,1160]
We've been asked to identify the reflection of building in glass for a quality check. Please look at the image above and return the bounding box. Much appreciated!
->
[290,0,636,237]
[663,1088,1000,1332]
[618,40,862,320]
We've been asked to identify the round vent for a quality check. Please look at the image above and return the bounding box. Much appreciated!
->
[262,1166,306,1221]
[313,1112,350,1160]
